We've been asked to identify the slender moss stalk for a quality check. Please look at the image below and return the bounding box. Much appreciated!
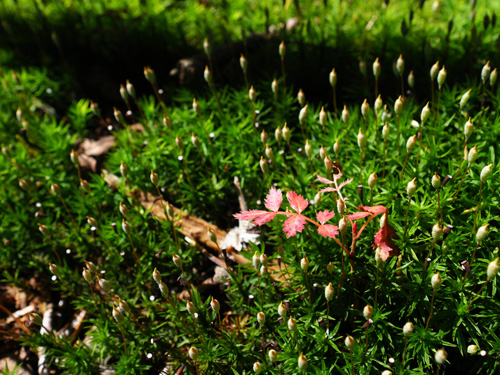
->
[422,239,437,279]
[402,335,409,366]
[155,185,178,249]
[280,42,287,96]
[456,112,463,157]
[403,200,411,237]
[474,180,484,231]
[257,273,265,305]
[454,144,468,180]
[261,325,265,357]
[397,113,401,157]
[359,150,364,185]
[273,88,281,123]
[437,188,443,225]
[304,270,312,307]
[193,100,212,145]
[466,280,488,312]
[193,316,205,345]
[125,229,139,261]
[400,152,409,180]
[130,95,147,122]
[436,87,442,124]
[326,299,331,331]
[344,113,350,162]
[416,121,425,166]
[382,137,387,179]
[400,74,405,98]
[338,232,346,296]
[451,164,470,203]
[55,190,77,229]
[41,228,61,265]
[425,289,437,329]
[364,323,370,352]
[469,242,480,269]
[82,184,102,225]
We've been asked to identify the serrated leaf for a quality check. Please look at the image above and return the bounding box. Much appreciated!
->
[346,212,371,220]
[283,214,307,238]
[286,191,308,214]
[316,210,335,224]
[317,175,335,184]
[360,205,387,215]
[337,177,353,191]
[319,187,337,194]
[318,224,339,238]
[265,187,282,212]
[234,210,277,225]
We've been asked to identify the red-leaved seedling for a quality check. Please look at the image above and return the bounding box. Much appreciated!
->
[235,172,399,263]
[235,188,327,239]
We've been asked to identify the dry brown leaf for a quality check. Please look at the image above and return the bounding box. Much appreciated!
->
[104,171,287,283]
[77,153,97,172]
[79,136,115,157]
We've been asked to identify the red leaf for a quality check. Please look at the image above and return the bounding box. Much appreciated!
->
[318,224,339,238]
[316,210,335,224]
[374,226,387,247]
[346,212,371,220]
[265,187,283,212]
[286,191,308,214]
[234,210,277,226]
[316,175,335,184]
[373,215,400,261]
[352,221,358,237]
[283,214,307,238]
[360,205,387,216]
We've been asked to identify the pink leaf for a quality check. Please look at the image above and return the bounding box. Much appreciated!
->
[337,177,353,191]
[283,214,307,238]
[316,210,335,225]
[319,187,338,194]
[318,224,339,238]
[234,210,277,226]
[265,187,283,212]
[346,212,371,220]
[317,175,335,184]
[379,243,392,261]
[352,221,358,237]
[361,205,387,216]
[287,191,308,214]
